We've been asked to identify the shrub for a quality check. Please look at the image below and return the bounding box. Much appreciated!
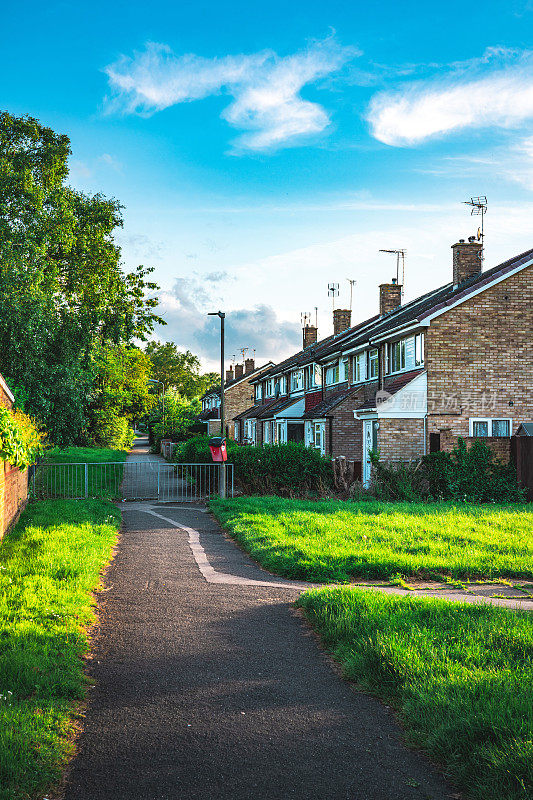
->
[0,407,43,468]
[370,438,525,503]
[174,436,333,496]
[88,409,134,450]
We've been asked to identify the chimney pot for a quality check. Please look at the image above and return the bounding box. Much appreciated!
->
[225,366,234,383]
[244,357,255,374]
[303,325,318,348]
[234,364,244,379]
[452,240,482,287]
[379,283,402,315]
[333,309,352,336]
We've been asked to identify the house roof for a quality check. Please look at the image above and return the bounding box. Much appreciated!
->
[356,368,425,411]
[201,361,274,400]
[302,387,359,419]
[517,423,533,436]
[197,408,220,421]
[256,396,303,419]
[252,247,533,381]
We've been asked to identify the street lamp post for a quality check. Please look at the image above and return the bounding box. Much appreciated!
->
[208,311,226,499]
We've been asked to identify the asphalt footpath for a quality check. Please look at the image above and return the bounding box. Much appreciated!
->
[61,497,456,800]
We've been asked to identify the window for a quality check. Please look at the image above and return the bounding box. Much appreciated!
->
[291,369,304,391]
[264,420,271,443]
[325,363,339,385]
[254,384,263,401]
[415,333,425,366]
[277,375,287,395]
[387,340,406,373]
[341,357,350,382]
[367,349,378,379]
[353,352,366,383]
[470,418,512,438]
[265,378,275,397]
[234,422,239,442]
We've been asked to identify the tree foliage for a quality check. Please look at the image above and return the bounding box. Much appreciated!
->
[145,341,218,400]
[0,111,164,446]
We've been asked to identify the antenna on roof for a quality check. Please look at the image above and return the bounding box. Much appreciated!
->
[239,347,248,362]
[379,249,406,294]
[327,282,339,314]
[300,311,312,328]
[346,279,357,311]
[314,306,318,328]
[463,196,487,262]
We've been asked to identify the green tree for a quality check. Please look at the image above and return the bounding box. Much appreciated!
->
[145,341,218,399]
[0,111,164,445]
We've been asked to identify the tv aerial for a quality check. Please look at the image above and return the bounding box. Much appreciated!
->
[327,282,340,313]
[346,279,357,311]
[379,249,406,294]
[463,196,487,261]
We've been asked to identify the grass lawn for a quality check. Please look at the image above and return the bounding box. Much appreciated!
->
[297,588,533,800]
[0,499,120,800]
[210,496,533,582]
[34,447,130,500]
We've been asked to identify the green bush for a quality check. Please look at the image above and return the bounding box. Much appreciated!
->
[370,438,525,503]
[88,409,134,450]
[175,435,333,496]
[0,407,43,468]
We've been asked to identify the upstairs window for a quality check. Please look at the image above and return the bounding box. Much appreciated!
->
[291,369,304,391]
[265,378,275,397]
[387,340,406,373]
[353,352,366,383]
[325,364,339,385]
[415,332,425,366]
[276,375,287,396]
[367,349,378,379]
[340,357,350,382]
[470,418,512,438]
[254,384,263,401]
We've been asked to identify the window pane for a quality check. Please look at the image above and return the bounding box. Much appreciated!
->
[473,421,489,437]
[492,419,510,437]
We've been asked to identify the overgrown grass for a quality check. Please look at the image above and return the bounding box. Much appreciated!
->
[34,447,129,499]
[210,496,533,581]
[297,588,533,800]
[0,499,120,800]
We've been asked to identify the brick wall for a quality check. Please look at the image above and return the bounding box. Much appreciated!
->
[0,373,28,539]
[224,367,271,439]
[378,418,425,461]
[426,264,533,448]
[439,430,512,461]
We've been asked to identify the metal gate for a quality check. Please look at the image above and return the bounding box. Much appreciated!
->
[30,461,234,502]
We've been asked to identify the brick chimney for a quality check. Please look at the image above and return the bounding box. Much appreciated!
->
[379,281,402,315]
[303,325,318,348]
[225,366,234,383]
[333,309,351,336]
[452,239,482,287]
[234,364,244,379]
[244,357,255,374]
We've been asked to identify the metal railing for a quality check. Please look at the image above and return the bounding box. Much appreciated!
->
[30,462,234,502]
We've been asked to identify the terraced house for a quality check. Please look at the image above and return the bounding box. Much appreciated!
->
[199,358,274,438]
[234,239,533,485]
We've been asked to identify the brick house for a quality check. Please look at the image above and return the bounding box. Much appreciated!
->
[199,358,274,438]
[0,373,29,538]
[237,240,533,485]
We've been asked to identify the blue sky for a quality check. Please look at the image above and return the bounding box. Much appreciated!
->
[3,0,533,366]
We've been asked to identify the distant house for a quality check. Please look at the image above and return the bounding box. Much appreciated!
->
[199,358,274,439]
[235,239,533,485]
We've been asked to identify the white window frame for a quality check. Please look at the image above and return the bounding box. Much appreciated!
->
[469,418,513,438]
[291,369,304,392]
[341,357,350,383]
[265,378,275,397]
[415,332,425,367]
[367,349,378,379]
[234,422,240,442]
[325,363,339,386]
[255,383,263,401]
[387,339,406,375]
[353,352,366,384]
[313,421,326,455]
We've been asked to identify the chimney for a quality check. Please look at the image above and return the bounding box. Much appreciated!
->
[452,239,482,287]
[234,364,244,379]
[303,325,318,349]
[333,309,351,336]
[225,366,234,383]
[244,358,255,374]
[379,281,402,315]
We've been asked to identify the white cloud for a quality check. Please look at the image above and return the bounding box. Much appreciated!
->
[103,38,357,152]
[367,50,533,146]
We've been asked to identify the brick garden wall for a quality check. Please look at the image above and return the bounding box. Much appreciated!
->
[0,375,29,540]
[426,264,533,447]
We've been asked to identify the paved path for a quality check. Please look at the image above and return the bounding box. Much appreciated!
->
[63,502,457,800]
[121,436,192,501]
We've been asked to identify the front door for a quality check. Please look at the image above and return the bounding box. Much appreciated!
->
[362,419,378,487]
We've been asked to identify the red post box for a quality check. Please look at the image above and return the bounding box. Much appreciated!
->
[209,436,227,462]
